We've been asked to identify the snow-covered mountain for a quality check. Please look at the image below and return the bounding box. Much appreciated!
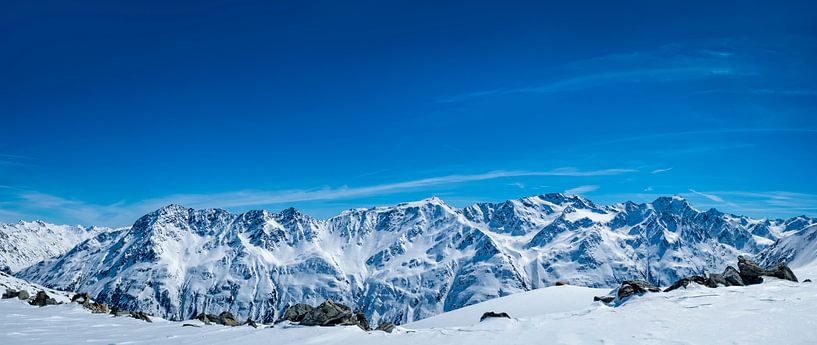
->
[15,194,815,325]
[0,221,110,272]
[758,220,817,277]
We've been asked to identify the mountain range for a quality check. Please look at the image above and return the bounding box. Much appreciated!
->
[4,194,815,325]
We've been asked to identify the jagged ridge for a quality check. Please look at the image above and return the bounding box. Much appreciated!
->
[13,194,816,325]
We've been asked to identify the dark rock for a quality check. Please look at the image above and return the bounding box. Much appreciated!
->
[705,273,727,288]
[84,302,109,314]
[664,275,708,292]
[721,266,745,286]
[281,303,314,323]
[593,295,615,304]
[299,300,370,330]
[196,313,218,325]
[16,290,30,300]
[0,266,12,274]
[244,318,258,328]
[617,280,661,300]
[182,323,201,328]
[29,291,58,307]
[554,280,569,286]
[71,292,91,304]
[738,256,798,284]
[765,263,798,282]
[480,311,511,322]
[738,256,765,285]
[376,322,396,333]
[804,279,812,283]
[130,311,152,323]
[354,311,371,331]
[218,311,239,326]
[2,288,19,299]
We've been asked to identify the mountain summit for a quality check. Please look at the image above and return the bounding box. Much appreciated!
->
[14,194,815,325]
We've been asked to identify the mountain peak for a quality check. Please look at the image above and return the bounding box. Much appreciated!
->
[651,196,695,214]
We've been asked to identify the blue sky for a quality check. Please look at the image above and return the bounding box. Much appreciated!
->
[2,1,816,226]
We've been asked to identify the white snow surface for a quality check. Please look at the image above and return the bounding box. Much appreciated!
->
[14,194,816,325]
[2,277,816,345]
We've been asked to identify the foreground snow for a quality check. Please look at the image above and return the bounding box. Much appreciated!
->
[2,276,816,345]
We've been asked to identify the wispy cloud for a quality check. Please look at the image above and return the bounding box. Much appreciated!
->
[651,167,673,174]
[441,67,736,103]
[1,167,636,226]
[0,153,28,167]
[688,189,729,204]
[564,185,600,195]
[697,89,817,96]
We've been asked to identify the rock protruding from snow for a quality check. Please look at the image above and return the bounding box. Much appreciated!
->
[616,280,660,301]
[299,300,370,330]
[2,288,30,300]
[376,321,396,333]
[29,291,58,307]
[281,303,313,323]
[479,311,511,322]
[738,256,798,284]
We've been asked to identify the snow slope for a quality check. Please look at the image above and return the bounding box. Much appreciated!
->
[15,194,816,325]
[1,279,815,345]
[0,221,109,272]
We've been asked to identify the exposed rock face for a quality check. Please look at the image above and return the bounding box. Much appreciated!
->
[17,290,30,300]
[71,292,90,304]
[593,295,615,304]
[738,256,798,284]
[376,322,396,333]
[764,263,798,282]
[130,311,152,323]
[2,288,29,300]
[196,312,239,326]
[480,311,511,322]
[721,266,745,286]
[804,279,812,283]
[616,280,660,300]
[281,303,313,323]
[243,318,258,328]
[29,291,58,306]
[664,276,708,292]
[299,300,370,330]
[554,280,569,286]
[738,256,766,284]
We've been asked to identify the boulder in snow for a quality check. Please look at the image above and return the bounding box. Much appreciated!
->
[376,322,396,333]
[480,311,511,321]
[664,275,708,292]
[280,303,313,323]
[616,280,660,300]
[299,300,370,330]
[29,291,58,307]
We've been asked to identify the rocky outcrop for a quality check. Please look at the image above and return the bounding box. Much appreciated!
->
[721,266,745,286]
[664,275,708,292]
[280,303,313,323]
[376,322,396,333]
[593,295,615,304]
[554,280,569,286]
[110,307,152,322]
[295,300,371,330]
[2,288,29,300]
[195,312,238,326]
[804,279,812,283]
[480,311,511,321]
[616,280,660,300]
[29,291,58,306]
[243,318,258,328]
[738,256,798,284]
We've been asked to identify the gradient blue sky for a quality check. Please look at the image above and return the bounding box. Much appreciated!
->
[2,1,816,226]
